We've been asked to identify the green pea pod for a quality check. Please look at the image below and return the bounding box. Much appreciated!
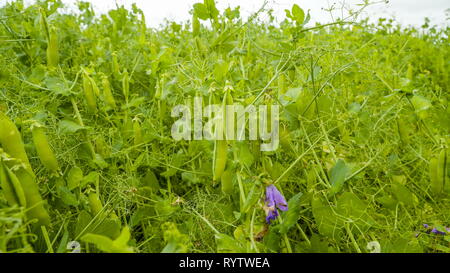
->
[0,112,51,226]
[397,119,410,145]
[407,63,414,81]
[154,77,163,99]
[213,140,227,181]
[101,76,116,109]
[437,149,447,190]
[82,72,97,114]
[429,157,441,194]
[88,192,103,216]
[89,77,101,97]
[192,14,200,35]
[0,112,32,171]
[31,125,59,172]
[222,89,234,140]
[4,164,27,207]
[278,73,287,95]
[221,170,233,195]
[47,26,59,68]
[430,149,447,196]
[112,52,120,78]
[122,70,129,102]
[0,159,20,206]
[94,135,110,158]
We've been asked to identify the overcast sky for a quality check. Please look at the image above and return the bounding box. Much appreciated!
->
[2,0,449,28]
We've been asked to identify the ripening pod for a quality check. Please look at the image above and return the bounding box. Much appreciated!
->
[0,160,27,207]
[222,88,234,141]
[437,149,447,186]
[0,113,51,226]
[89,77,101,97]
[94,135,110,159]
[429,157,441,194]
[192,14,200,35]
[406,63,414,81]
[47,26,59,68]
[278,73,287,95]
[101,76,116,109]
[122,70,129,101]
[213,140,227,181]
[429,148,447,195]
[194,37,207,55]
[31,125,59,173]
[154,79,162,99]
[112,52,120,78]
[82,72,97,114]
[397,118,410,145]
[0,112,32,170]
[221,170,233,195]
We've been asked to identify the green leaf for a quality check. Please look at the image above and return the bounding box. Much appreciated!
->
[284,9,292,20]
[141,170,160,190]
[92,219,122,240]
[382,236,423,253]
[391,182,417,206]
[279,192,303,234]
[92,153,109,169]
[193,3,209,20]
[45,76,72,96]
[213,59,229,81]
[328,159,350,196]
[236,141,254,168]
[204,0,219,19]
[161,222,189,253]
[80,171,99,189]
[336,192,374,231]
[308,234,330,253]
[215,233,246,253]
[57,186,79,206]
[311,196,343,239]
[411,95,431,119]
[58,120,85,134]
[279,87,302,106]
[67,166,83,190]
[81,226,134,253]
[75,210,93,237]
[264,225,281,252]
[291,4,305,24]
[56,229,70,253]
[241,184,259,214]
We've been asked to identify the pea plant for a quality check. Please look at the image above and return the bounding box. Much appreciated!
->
[0,0,449,253]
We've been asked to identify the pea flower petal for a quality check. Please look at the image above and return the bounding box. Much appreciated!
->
[264,184,288,224]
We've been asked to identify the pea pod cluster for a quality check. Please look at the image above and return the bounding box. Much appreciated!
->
[0,112,51,226]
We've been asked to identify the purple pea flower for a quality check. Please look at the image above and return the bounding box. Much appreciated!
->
[431,228,446,235]
[423,224,450,235]
[264,184,288,224]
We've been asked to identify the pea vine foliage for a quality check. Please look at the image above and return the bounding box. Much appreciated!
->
[0,0,449,253]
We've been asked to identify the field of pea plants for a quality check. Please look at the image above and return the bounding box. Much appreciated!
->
[0,0,449,253]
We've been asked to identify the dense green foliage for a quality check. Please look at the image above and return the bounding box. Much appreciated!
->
[0,0,449,253]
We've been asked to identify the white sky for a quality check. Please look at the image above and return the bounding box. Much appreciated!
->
[2,0,449,28]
